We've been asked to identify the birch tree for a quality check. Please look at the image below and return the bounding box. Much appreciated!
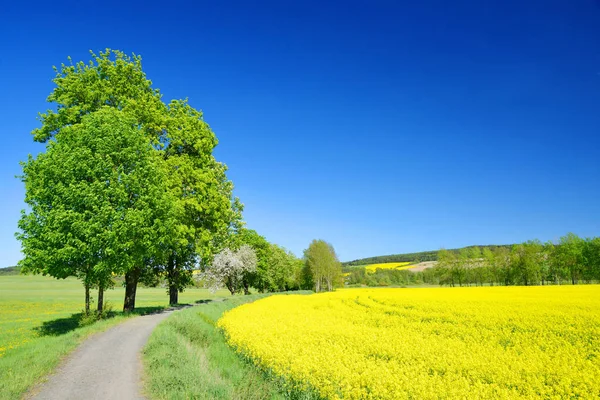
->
[304,240,342,292]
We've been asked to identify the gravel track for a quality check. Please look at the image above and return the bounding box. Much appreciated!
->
[26,309,180,400]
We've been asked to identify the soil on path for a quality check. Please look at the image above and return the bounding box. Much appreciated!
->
[26,308,182,400]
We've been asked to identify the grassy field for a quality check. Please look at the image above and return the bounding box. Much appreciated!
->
[219,286,600,399]
[0,274,229,399]
[143,291,314,400]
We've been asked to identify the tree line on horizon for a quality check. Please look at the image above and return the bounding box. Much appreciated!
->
[343,245,513,268]
[423,233,600,287]
[344,233,599,288]
[16,50,342,315]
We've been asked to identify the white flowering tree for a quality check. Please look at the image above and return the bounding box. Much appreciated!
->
[203,245,257,295]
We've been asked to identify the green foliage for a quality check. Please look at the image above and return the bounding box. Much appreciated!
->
[348,234,600,288]
[343,245,513,268]
[32,49,166,144]
[156,99,243,304]
[424,233,600,287]
[303,240,342,292]
[232,229,304,293]
[20,49,242,310]
[18,108,171,311]
[235,229,273,292]
[346,268,423,287]
[266,245,304,292]
[0,267,20,276]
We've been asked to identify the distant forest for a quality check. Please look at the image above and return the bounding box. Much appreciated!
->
[343,245,514,267]
[0,266,20,276]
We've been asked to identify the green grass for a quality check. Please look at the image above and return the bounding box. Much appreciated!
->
[0,274,229,400]
[143,291,317,400]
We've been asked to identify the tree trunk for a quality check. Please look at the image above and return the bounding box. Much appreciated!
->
[97,285,104,312]
[123,268,141,312]
[167,256,179,305]
[243,280,250,295]
[226,276,236,295]
[85,283,90,315]
[169,285,178,305]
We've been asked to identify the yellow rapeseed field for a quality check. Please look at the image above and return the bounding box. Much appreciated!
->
[218,286,600,399]
[364,262,412,273]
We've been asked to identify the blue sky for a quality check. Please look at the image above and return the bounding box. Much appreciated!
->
[1,0,599,266]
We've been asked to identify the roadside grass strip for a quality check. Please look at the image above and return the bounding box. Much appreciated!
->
[143,292,317,400]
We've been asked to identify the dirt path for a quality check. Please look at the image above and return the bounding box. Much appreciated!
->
[27,309,179,400]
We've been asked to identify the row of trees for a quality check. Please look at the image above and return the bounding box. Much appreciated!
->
[346,268,424,287]
[18,50,345,312]
[423,233,600,286]
[343,245,513,267]
[202,235,343,294]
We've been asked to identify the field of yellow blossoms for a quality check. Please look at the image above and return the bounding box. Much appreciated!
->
[364,262,412,273]
[218,286,600,399]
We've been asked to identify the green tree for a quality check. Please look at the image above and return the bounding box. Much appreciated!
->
[158,100,242,304]
[18,108,170,313]
[555,233,585,285]
[436,248,457,286]
[266,244,304,291]
[235,229,273,292]
[482,248,499,286]
[26,49,241,309]
[494,247,512,285]
[287,251,306,290]
[303,240,342,292]
[540,241,555,285]
[582,238,600,282]
[511,241,543,286]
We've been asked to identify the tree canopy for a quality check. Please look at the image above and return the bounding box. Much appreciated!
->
[19,49,241,311]
[18,107,171,312]
[304,240,342,292]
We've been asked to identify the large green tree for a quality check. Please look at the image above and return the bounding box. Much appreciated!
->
[21,49,241,310]
[18,108,170,313]
[158,100,242,304]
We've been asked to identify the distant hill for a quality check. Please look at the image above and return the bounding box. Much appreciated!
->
[0,266,21,275]
[343,245,513,267]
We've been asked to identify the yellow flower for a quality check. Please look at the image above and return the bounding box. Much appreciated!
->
[218,286,600,399]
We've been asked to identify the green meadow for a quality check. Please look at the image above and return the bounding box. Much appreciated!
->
[0,274,228,399]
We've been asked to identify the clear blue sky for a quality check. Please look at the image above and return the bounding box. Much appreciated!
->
[1,0,599,266]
